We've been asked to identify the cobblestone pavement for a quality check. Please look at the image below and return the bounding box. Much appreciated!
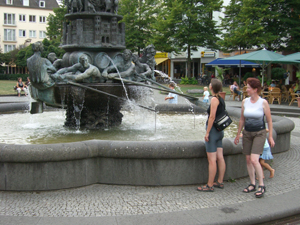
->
[0,94,299,223]
[0,131,299,218]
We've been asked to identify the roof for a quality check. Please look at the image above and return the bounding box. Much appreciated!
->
[0,0,59,10]
[205,58,261,68]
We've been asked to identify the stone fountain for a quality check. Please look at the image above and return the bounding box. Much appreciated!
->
[27,0,165,129]
[0,0,295,191]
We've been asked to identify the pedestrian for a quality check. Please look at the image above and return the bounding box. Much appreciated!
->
[284,70,290,85]
[202,86,209,103]
[165,82,178,104]
[259,129,275,179]
[234,78,275,198]
[197,78,226,192]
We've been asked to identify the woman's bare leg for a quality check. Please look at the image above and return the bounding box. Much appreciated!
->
[216,147,226,183]
[259,158,275,178]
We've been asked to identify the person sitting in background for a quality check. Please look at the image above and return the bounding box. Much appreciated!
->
[16,77,28,97]
[25,77,31,86]
[270,81,276,87]
[292,81,300,93]
[230,81,242,100]
[263,82,269,92]
[241,80,247,88]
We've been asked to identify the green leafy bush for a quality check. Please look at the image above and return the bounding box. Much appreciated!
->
[0,74,28,80]
[271,67,285,80]
[242,72,254,81]
[180,76,198,85]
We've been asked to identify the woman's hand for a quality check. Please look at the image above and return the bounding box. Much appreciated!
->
[234,135,240,145]
[204,133,209,142]
[268,136,275,148]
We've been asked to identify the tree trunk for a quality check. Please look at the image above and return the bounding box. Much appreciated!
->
[187,45,191,78]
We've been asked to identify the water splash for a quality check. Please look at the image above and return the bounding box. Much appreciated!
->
[70,86,86,130]
[155,69,196,128]
[59,86,66,109]
[104,55,129,100]
[105,97,110,130]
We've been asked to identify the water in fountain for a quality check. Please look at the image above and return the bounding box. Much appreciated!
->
[154,70,197,127]
[0,88,238,145]
[104,55,129,100]
[70,86,86,130]
[59,86,66,109]
[105,97,110,130]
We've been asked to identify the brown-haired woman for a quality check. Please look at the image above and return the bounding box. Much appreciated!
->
[197,78,226,192]
[234,77,275,198]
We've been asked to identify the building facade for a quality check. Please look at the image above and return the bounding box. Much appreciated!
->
[0,0,58,53]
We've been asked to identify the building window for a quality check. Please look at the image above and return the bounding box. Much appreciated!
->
[39,31,46,38]
[39,1,45,7]
[4,29,16,41]
[39,16,46,23]
[4,45,16,53]
[29,30,36,38]
[6,0,13,5]
[23,0,29,6]
[19,29,26,37]
[19,14,26,22]
[29,15,36,22]
[4,13,16,25]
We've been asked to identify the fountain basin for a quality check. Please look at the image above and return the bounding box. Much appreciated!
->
[0,106,294,191]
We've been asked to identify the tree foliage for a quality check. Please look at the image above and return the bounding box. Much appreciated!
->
[118,0,160,55]
[219,0,300,51]
[15,39,65,68]
[46,5,67,41]
[151,0,223,76]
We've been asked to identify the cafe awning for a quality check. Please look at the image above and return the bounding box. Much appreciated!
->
[205,58,261,68]
[155,58,169,65]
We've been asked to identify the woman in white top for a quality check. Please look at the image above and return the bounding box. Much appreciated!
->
[234,78,275,198]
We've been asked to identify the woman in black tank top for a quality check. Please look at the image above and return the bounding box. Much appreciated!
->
[16,77,27,97]
[197,79,226,192]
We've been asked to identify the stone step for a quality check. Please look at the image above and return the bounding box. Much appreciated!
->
[270,111,300,117]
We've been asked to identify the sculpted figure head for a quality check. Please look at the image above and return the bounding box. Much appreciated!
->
[132,54,139,64]
[32,41,44,52]
[48,53,57,63]
[123,49,132,62]
[79,54,89,68]
[145,44,156,58]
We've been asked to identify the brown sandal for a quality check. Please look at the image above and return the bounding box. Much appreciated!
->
[197,184,214,192]
[213,181,224,189]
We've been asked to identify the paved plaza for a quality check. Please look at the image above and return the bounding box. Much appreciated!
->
[0,94,300,224]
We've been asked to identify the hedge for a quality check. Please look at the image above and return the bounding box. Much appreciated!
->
[0,74,28,80]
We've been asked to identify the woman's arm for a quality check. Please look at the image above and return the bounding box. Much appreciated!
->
[205,97,219,142]
[263,99,275,147]
[234,99,245,145]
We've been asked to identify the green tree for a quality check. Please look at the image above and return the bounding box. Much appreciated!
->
[118,0,160,55]
[218,0,250,52]
[15,39,65,68]
[219,0,300,51]
[284,0,300,51]
[0,49,9,73]
[152,0,223,77]
[46,5,67,41]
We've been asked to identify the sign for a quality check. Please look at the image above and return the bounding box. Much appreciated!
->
[201,51,215,58]
[155,52,168,58]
